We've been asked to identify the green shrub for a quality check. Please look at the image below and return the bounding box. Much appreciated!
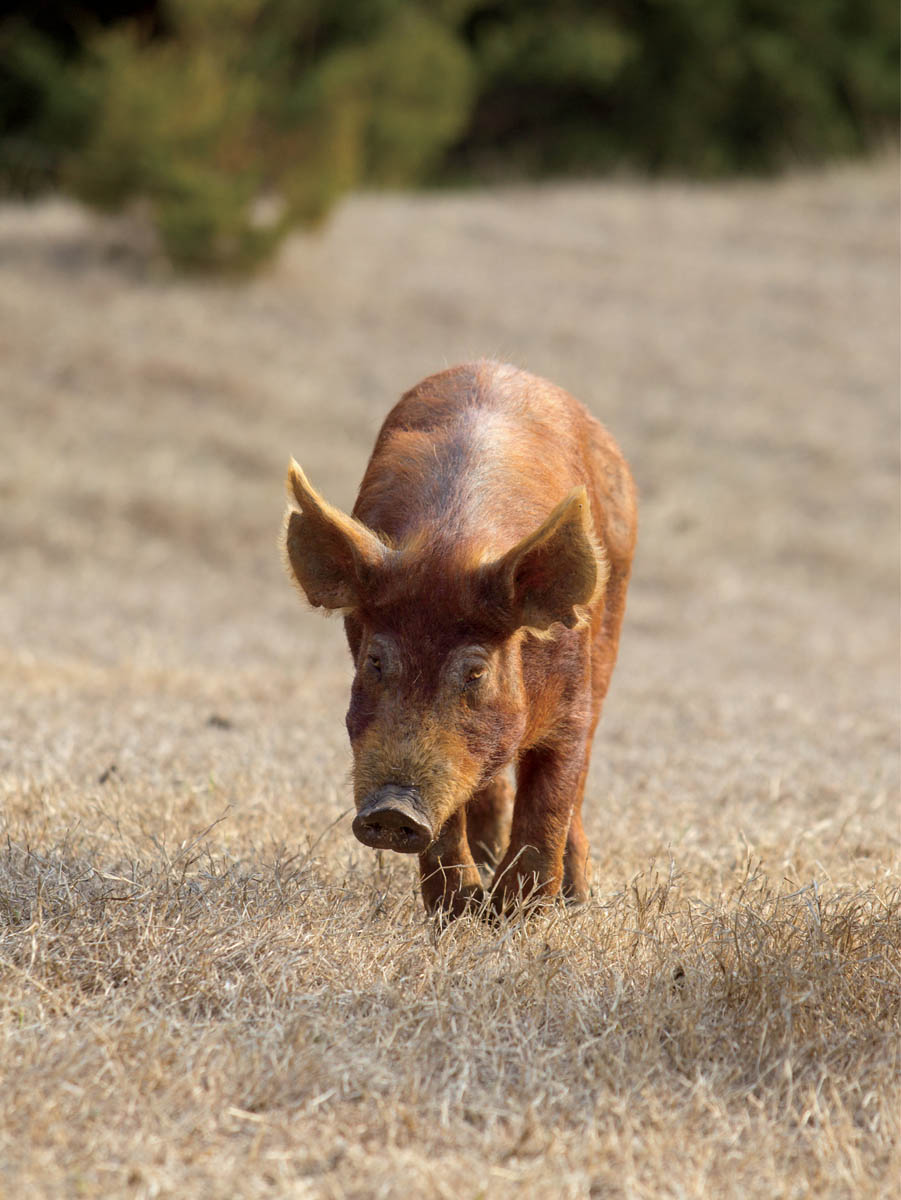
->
[69,19,271,270]
[63,1,473,270]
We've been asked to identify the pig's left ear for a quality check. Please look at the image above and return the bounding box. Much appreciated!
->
[488,487,607,633]
[283,460,389,610]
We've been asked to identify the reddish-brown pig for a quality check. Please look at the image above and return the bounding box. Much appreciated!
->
[283,361,637,917]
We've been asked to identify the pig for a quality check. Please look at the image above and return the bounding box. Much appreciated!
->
[283,361,637,917]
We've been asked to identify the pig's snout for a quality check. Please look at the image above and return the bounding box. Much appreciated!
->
[352,785,433,854]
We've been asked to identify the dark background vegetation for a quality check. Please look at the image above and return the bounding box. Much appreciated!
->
[1,0,898,268]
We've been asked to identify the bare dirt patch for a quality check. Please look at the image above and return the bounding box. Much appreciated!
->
[1,160,898,1198]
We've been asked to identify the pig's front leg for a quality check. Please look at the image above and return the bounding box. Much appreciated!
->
[491,733,588,911]
[418,807,485,918]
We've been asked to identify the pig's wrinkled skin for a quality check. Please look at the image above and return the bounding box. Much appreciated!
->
[283,361,637,917]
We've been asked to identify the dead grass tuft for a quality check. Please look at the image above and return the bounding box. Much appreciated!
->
[1,812,897,1197]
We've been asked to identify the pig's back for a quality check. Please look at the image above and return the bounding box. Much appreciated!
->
[353,361,634,568]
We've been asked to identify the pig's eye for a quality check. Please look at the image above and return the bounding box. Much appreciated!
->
[367,654,382,680]
[464,666,486,688]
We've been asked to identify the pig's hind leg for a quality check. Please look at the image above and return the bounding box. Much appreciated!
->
[561,597,631,905]
[490,733,588,912]
[562,799,591,904]
[466,774,513,870]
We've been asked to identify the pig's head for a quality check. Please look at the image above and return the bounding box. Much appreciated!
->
[283,461,606,854]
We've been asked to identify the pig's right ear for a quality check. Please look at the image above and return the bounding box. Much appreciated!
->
[283,460,388,610]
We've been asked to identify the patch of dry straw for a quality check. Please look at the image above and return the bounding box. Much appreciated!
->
[1,795,897,1199]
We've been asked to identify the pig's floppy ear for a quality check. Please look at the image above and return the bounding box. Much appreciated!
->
[489,487,607,633]
[283,460,389,610]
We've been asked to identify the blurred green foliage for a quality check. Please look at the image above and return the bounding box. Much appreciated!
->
[1,0,897,270]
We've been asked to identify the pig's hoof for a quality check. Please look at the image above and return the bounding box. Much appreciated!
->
[561,881,590,907]
[353,785,432,854]
[488,878,557,920]
[431,884,489,923]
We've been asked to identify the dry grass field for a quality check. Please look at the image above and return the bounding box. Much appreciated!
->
[0,158,899,1199]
